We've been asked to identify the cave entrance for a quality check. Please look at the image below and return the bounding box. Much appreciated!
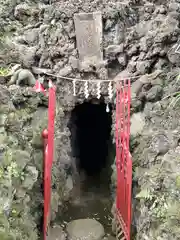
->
[70,98,113,181]
[65,98,114,233]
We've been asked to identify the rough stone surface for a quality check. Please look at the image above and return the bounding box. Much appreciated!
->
[66,219,105,240]
[130,112,146,137]
[1,0,180,239]
[47,226,66,240]
[103,236,116,240]
[0,84,67,239]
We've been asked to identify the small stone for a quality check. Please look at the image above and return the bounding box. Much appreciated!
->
[16,188,26,199]
[104,19,114,30]
[169,3,180,12]
[47,226,66,240]
[146,85,163,102]
[17,45,37,68]
[22,166,38,190]
[69,56,79,69]
[58,66,72,77]
[167,51,180,65]
[136,60,152,75]
[126,60,136,73]
[12,150,31,170]
[0,86,11,105]
[14,4,31,20]
[24,28,39,45]
[65,175,73,192]
[151,134,170,155]
[32,132,44,148]
[96,67,108,80]
[159,6,167,14]
[105,44,124,58]
[66,219,105,240]
[117,53,127,67]
[51,192,61,220]
[0,76,6,84]
[0,114,7,127]
[103,236,116,240]
[131,80,144,96]
[128,45,139,56]
[154,58,167,70]
[131,98,143,113]
[130,113,146,137]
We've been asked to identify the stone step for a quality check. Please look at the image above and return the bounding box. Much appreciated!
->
[66,218,105,240]
[47,219,115,240]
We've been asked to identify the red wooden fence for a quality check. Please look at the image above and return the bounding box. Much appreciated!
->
[41,81,56,240]
[37,78,132,240]
[116,79,132,240]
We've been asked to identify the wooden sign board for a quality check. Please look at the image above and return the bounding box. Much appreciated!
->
[74,12,103,68]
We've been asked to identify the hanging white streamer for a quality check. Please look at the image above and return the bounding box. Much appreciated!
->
[48,80,53,88]
[106,104,110,113]
[97,81,101,99]
[106,79,113,112]
[108,81,113,100]
[73,80,76,96]
[84,81,89,99]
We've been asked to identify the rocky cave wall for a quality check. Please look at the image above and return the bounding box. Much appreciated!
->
[0,84,73,239]
[0,85,47,239]
[1,0,180,239]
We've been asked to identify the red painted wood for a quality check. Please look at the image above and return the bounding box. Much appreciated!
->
[40,81,56,240]
[39,79,132,240]
[33,80,46,94]
[42,129,48,240]
[44,81,56,240]
[116,79,132,240]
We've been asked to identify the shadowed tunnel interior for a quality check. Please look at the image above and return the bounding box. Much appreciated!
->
[69,99,112,176]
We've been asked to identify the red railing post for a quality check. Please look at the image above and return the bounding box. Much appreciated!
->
[116,79,132,240]
[41,80,56,240]
[42,129,48,240]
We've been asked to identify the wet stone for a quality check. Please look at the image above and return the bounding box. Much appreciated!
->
[47,226,66,240]
[66,219,105,240]
[103,236,116,240]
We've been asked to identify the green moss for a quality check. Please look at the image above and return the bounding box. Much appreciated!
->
[0,133,7,144]
[0,168,3,179]
[0,231,13,240]
[0,105,13,114]
[31,116,48,149]
[175,175,180,189]
[0,146,38,239]
[0,73,46,239]
[0,67,10,76]
[32,150,43,171]
[2,149,13,167]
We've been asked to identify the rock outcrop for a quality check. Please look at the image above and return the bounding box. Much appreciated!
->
[0,85,69,239]
[1,0,180,239]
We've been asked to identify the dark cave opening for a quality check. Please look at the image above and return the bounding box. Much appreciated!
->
[60,99,115,234]
[69,99,113,178]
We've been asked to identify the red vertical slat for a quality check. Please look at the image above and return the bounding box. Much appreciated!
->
[121,81,125,220]
[48,81,56,168]
[122,80,126,224]
[116,84,121,210]
[116,79,132,240]
[124,79,128,225]
[127,79,132,240]
[41,81,56,240]
[42,130,48,240]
